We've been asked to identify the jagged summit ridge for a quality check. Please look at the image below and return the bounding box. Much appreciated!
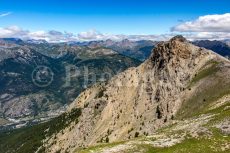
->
[149,35,191,66]
[170,35,187,42]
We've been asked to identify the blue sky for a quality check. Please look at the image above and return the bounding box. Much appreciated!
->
[0,0,230,41]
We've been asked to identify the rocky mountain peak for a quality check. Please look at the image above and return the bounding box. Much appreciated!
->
[170,35,187,42]
[147,35,195,72]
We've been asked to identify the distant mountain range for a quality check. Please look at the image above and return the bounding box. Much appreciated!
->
[0,38,157,60]
[2,38,230,61]
[0,38,141,126]
[193,40,230,58]
[69,39,157,61]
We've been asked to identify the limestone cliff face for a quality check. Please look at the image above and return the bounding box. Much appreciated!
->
[45,36,227,153]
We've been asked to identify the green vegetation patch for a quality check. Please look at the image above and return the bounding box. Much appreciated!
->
[0,108,81,153]
[75,141,125,153]
[189,60,219,88]
[205,102,230,126]
[148,131,229,153]
[131,128,230,153]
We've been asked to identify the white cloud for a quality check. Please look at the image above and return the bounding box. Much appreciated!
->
[0,12,12,17]
[170,13,230,40]
[0,24,230,42]
[77,29,174,41]
[0,26,171,42]
[183,32,230,40]
[0,26,78,42]
[0,25,214,42]
[0,26,28,38]
[78,29,104,40]
[172,13,230,32]
[78,29,128,41]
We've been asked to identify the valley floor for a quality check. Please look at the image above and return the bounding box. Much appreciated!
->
[0,118,10,126]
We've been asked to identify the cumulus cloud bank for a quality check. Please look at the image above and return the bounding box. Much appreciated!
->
[172,13,230,32]
[170,13,230,40]
[0,26,172,42]
[78,30,127,41]
[0,26,78,42]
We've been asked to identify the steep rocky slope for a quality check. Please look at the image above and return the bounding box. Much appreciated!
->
[42,36,230,153]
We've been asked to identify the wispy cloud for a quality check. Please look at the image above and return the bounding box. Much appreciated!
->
[0,12,12,18]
